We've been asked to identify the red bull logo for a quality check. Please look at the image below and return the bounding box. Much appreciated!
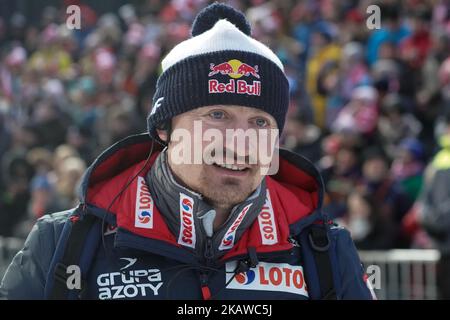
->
[219,204,252,251]
[134,177,154,229]
[208,60,260,79]
[208,59,261,96]
[226,262,309,297]
[178,193,196,248]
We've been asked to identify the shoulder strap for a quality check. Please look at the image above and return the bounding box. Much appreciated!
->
[49,208,99,300]
[308,226,337,300]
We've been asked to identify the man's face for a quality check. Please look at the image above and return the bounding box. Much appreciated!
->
[363,158,388,183]
[159,105,278,209]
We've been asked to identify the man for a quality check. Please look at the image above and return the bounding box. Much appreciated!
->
[419,113,450,299]
[1,3,373,300]
[345,147,409,250]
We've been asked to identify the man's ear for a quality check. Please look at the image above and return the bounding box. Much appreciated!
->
[156,128,168,143]
[156,121,171,143]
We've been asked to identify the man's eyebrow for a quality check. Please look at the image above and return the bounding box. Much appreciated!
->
[249,112,276,122]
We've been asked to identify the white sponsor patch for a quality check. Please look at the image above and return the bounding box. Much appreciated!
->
[258,191,278,245]
[97,259,163,300]
[134,177,154,229]
[178,193,196,248]
[226,261,309,298]
[219,204,252,251]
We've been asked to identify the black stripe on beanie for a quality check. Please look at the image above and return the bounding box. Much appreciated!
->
[147,50,289,143]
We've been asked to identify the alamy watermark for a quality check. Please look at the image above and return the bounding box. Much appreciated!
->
[366,5,381,30]
[66,265,82,290]
[66,5,81,30]
[366,264,381,290]
[167,121,280,176]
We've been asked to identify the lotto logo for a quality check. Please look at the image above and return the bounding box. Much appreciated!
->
[258,191,278,245]
[226,261,308,298]
[219,204,252,251]
[134,177,154,229]
[178,193,196,248]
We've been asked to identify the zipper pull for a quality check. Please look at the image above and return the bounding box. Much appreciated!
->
[288,236,300,247]
[200,273,212,300]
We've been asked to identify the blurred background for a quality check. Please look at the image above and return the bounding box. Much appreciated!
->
[0,0,449,299]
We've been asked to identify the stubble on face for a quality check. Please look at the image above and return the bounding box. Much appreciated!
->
[169,160,260,211]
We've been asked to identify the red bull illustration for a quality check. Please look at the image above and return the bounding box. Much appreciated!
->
[208,62,234,77]
[237,63,260,79]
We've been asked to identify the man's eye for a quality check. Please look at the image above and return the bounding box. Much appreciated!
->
[255,118,269,127]
[209,111,225,119]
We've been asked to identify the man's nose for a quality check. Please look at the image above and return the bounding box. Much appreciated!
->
[222,119,257,158]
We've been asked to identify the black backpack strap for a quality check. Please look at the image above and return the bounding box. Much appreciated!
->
[308,226,337,300]
[50,210,98,300]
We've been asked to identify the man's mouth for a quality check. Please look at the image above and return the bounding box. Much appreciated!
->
[212,162,250,172]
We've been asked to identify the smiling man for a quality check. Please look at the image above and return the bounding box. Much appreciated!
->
[161,104,278,230]
[1,3,374,300]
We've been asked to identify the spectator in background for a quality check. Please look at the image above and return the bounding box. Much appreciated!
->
[341,190,397,250]
[320,42,372,128]
[28,23,73,79]
[290,0,317,79]
[377,93,422,159]
[416,32,449,119]
[32,99,71,149]
[340,42,372,102]
[26,147,55,219]
[320,140,361,219]
[331,86,379,139]
[0,44,27,104]
[391,138,425,204]
[372,40,417,102]
[306,21,341,128]
[0,155,33,237]
[438,56,450,114]
[54,156,85,210]
[346,147,411,250]
[283,111,322,164]
[52,144,79,177]
[366,4,410,66]
[398,7,432,71]
[418,113,450,299]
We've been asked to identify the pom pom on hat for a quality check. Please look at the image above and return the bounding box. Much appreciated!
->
[191,2,251,37]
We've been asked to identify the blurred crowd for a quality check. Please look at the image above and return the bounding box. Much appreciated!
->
[0,0,449,253]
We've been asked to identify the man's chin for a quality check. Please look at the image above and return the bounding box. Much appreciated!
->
[200,181,253,205]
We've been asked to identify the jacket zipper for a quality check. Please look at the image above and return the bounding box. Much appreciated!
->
[204,236,214,266]
[199,236,214,300]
